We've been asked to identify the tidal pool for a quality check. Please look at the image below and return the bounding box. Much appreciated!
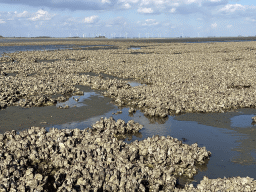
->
[45,105,256,186]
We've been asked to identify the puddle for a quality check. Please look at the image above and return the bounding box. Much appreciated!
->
[0,85,115,134]
[127,52,152,54]
[73,45,118,51]
[127,80,145,87]
[56,91,102,108]
[6,72,17,77]
[128,47,141,50]
[231,114,256,128]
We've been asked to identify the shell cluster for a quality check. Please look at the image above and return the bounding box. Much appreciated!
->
[180,176,256,192]
[252,116,256,124]
[0,117,212,191]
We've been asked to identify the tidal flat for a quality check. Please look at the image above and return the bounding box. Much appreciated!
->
[0,38,256,191]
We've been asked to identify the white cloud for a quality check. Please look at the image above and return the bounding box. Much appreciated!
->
[245,17,256,22]
[123,3,131,9]
[170,8,176,13]
[172,3,179,7]
[0,19,6,24]
[102,0,111,3]
[118,0,139,4]
[227,24,232,28]
[137,7,154,13]
[211,23,217,28]
[28,9,54,21]
[141,19,159,26]
[219,4,246,13]
[154,0,165,5]
[83,15,99,24]
[16,11,29,18]
[105,16,126,27]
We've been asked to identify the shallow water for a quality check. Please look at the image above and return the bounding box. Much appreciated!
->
[0,44,70,57]
[0,44,116,57]
[45,106,256,186]
[56,91,102,108]
[128,47,141,50]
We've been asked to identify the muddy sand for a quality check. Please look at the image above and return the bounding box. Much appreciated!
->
[0,39,256,191]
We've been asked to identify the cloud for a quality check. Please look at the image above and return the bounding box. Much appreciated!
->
[211,23,217,28]
[141,19,159,26]
[170,8,176,13]
[123,3,131,9]
[16,11,29,18]
[227,24,232,28]
[0,19,5,24]
[245,17,256,22]
[219,4,246,13]
[102,0,111,3]
[105,16,126,27]
[137,7,154,13]
[83,15,99,24]
[28,9,55,21]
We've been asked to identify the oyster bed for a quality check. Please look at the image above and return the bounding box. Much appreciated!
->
[0,117,211,191]
[1,41,256,115]
[1,40,256,190]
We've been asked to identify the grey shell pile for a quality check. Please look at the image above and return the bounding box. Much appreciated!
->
[179,176,256,192]
[0,117,212,192]
[252,116,256,124]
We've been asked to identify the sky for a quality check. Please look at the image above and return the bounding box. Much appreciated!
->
[0,0,255,38]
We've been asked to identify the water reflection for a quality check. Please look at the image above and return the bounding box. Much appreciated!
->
[231,114,256,128]
[56,92,102,108]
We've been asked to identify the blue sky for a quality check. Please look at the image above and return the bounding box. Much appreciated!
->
[0,0,255,38]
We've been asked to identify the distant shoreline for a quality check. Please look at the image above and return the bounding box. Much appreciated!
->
[0,36,256,43]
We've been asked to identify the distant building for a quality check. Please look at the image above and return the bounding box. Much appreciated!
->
[95,36,106,38]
